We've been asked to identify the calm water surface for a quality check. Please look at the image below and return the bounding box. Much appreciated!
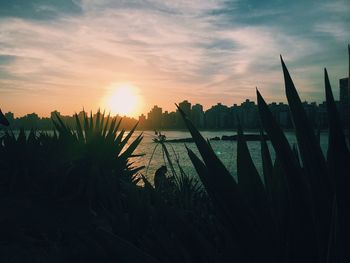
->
[1,130,329,182]
[132,130,329,181]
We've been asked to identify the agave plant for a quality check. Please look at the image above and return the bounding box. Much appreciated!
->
[1,47,349,263]
[0,110,156,263]
[50,110,145,207]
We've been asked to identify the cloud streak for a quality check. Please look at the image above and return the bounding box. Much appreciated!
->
[0,0,349,116]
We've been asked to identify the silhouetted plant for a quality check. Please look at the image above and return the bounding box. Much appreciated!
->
[147,130,206,211]
[178,45,350,263]
[1,45,350,263]
[0,109,9,126]
[0,111,160,263]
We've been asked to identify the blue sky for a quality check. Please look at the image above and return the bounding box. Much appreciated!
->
[0,0,349,116]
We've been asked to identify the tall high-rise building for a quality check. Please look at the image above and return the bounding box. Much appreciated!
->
[178,100,191,116]
[191,104,205,128]
[176,100,191,128]
[205,103,229,129]
[340,77,350,125]
[162,111,177,128]
[240,99,258,128]
[302,101,318,126]
[138,114,146,128]
[317,101,328,128]
[147,105,162,129]
[229,104,240,128]
[340,77,349,102]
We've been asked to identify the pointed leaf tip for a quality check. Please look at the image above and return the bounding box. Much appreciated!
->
[256,89,264,103]
[324,68,330,83]
[280,56,288,71]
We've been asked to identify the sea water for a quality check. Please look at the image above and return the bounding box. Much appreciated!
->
[132,130,329,181]
[0,130,329,182]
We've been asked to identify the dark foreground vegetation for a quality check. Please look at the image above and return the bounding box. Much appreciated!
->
[0,47,350,263]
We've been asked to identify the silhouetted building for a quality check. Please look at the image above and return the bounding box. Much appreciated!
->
[191,104,204,128]
[268,102,291,128]
[178,100,191,116]
[278,103,290,127]
[161,111,176,128]
[148,105,162,129]
[340,77,349,102]
[176,100,191,128]
[303,101,318,126]
[229,104,240,128]
[318,101,328,128]
[340,77,350,125]
[240,99,258,128]
[22,113,40,128]
[3,98,344,131]
[205,103,229,129]
[138,114,146,128]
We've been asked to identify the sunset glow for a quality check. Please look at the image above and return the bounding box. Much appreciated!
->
[103,84,141,116]
[0,1,349,117]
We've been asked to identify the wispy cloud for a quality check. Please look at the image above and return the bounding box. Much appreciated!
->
[0,0,349,116]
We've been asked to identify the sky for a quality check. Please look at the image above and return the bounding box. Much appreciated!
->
[0,0,349,117]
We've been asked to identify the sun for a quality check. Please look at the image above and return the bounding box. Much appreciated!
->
[103,84,141,116]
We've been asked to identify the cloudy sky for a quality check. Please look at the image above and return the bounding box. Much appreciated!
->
[0,0,349,117]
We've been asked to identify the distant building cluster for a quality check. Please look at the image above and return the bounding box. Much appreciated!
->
[1,77,349,131]
[139,99,312,130]
[139,77,350,130]
[1,111,138,131]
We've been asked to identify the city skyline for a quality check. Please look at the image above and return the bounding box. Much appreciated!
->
[2,76,348,131]
[0,1,349,117]
[3,76,348,119]
[0,94,341,120]
[0,97,340,130]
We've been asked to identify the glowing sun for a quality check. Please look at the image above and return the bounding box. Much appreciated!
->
[103,84,141,116]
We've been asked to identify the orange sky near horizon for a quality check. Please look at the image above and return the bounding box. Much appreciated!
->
[0,1,349,118]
